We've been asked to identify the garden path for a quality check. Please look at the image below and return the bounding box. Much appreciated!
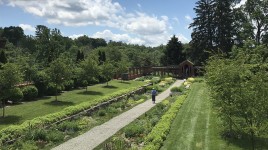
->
[52,80,183,150]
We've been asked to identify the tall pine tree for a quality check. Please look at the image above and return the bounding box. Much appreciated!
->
[189,0,215,65]
[161,35,184,65]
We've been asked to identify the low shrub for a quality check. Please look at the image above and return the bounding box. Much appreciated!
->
[98,110,106,117]
[151,77,161,84]
[57,121,80,133]
[32,129,47,141]
[8,88,23,103]
[46,83,62,96]
[143,95,187,150]
[22,86,38,101]
[124,124,145,138]
[187,77,195,82]
[63,80,74,91]
[47,130,64,143]
[170,86,184,93]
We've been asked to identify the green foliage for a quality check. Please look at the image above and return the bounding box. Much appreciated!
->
[8,88,23,103]
[100,62,115,85]
[161,35,185,65]
[170,86,183,93]
[22,86,38,101]
[46,130,64,143]
[33,71,49,97]
[63,80,74,91]
[0,50,7,64]
[98,110,106,116]
[57,121,80,133]
[124,124,145,138]
[205,48,268,149]
[143,95,187,149]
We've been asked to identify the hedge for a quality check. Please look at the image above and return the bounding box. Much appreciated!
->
[143,95,187,150]
[0,85,148,146]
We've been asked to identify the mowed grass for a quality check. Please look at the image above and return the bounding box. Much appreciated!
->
[0,80,145,130]
[161,82,243,150]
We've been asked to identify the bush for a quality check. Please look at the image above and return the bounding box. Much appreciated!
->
[124,124,145,138]
[63,80,74,91]
[33,71,49,97]
[22,86,38,101]
[57,121,80,133]
[32,129,47,141]
[170,86,183,93]
[47,130,64,143]
[98,110,106,116]
[46,83,62,96]
[151,77,161,84]
[8,88,23,103]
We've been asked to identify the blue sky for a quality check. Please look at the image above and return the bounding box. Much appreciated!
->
[0,0,198,46]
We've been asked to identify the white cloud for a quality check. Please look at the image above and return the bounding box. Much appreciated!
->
[91,30,146,45]
[69,34,85,39]
[185,15,192,22]
[7,0,170,37]
[19,24,35,32]
[234,0,247,8]
[177,34,190,43]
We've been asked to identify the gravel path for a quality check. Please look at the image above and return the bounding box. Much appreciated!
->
[52,80,183,150]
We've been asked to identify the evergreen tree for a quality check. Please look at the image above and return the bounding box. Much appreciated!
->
[0,50,7,64]
[214,0,235,53]
[161,35,184,65]
[189,0,216,64]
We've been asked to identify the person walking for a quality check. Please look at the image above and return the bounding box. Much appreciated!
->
[151,88,157,104]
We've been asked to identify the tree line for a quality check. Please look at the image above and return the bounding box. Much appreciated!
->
[194,0,268,149]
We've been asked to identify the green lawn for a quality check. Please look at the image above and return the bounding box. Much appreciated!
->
[0,80,145,130]
[161,82,245,150]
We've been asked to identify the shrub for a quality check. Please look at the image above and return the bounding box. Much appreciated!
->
[46,83,62,96]
[47,130,64,143]
[187,77,195,82]
[144,95,187,150]
[63,80,74,91]
[124,124,145,138]
[170,86,183,93]
[33,71,49,97]
[22,86,38,101]
[151,77,161,84]
[57,121,80,133]
[98,110,106,116]
[8,88,23,103]
[32,129,47,141]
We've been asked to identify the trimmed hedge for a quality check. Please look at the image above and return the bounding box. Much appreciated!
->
[143,95,187,150]
[0,85,146,146]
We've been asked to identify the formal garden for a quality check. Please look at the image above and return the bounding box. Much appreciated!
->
[1,0,268,149]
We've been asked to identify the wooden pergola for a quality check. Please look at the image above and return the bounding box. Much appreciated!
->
[118,59,196,80]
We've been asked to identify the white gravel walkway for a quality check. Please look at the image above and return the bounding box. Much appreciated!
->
[52,80,183,150]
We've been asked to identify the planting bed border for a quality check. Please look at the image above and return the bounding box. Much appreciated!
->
[1,83,151,146]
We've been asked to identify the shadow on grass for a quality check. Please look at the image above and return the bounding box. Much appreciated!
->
[222,131,268,150]
[44,100,74,106]
[102,85,118,89]
[0,115,22,125]
[118,81,131,84]
[78,91,104,96]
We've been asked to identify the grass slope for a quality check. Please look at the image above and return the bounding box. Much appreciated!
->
[161,82,242,150]
[0,80,144,130]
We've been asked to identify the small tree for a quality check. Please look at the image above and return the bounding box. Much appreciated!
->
[0,63,22,117]
[47,58,71,101]
[100,62,115,86]
[78,57,99,91]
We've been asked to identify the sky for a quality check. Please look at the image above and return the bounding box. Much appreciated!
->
[0,0,245,47]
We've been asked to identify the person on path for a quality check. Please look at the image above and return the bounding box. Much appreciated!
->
[151,88,157,104]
